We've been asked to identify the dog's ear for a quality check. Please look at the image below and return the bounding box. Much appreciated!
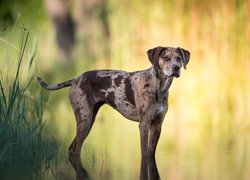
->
[177,47,190,69]
[147,46,165,67]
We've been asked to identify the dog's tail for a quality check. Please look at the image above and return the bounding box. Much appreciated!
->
[37,76,74,91]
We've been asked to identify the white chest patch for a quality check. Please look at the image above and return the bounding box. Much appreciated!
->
[154,105,164,116]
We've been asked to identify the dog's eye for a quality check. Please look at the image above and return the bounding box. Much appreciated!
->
[176,57,181,62]
[163,56,171,61]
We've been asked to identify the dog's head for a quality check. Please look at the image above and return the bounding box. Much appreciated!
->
[147,46,190,78]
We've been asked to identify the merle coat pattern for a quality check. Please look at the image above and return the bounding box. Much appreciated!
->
[38,46,190,159]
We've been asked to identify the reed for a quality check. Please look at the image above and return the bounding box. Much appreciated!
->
[0,28,58,179]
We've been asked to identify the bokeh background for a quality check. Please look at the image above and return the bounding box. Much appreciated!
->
[0,0,250,179]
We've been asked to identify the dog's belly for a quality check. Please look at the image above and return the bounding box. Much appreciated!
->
[103,88,138,121]
[105,87,139,121]
[115,103,138,121]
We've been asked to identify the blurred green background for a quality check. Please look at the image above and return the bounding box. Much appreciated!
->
[0,0,250,179]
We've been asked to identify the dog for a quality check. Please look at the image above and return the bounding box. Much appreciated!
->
[38,46,190,159]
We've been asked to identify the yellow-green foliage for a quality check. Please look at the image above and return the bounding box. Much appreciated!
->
[1,1,250,179]
[108,0,250,127]
[1,0,249,134]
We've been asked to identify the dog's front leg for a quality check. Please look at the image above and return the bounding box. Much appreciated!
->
[139,121,150,157]
[148,121,162,157]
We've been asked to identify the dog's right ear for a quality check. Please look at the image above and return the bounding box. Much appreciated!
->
[177,47,190,69]
[147,46,165,67]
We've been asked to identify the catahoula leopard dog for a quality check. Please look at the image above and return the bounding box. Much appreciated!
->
[38,46,190,159]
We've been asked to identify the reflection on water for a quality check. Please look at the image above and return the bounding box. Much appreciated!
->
[4,115,249,179]
[47,121,250,180]
[69,155,160,180]
[69,156,90,180]
[4,121,248,179]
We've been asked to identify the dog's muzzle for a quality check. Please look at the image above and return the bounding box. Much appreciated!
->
[171,65,180,78]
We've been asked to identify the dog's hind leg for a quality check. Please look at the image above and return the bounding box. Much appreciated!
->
[68,87,103,159]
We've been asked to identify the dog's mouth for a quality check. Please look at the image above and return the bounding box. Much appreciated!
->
[170,72,180,78]
[164,71,180,78]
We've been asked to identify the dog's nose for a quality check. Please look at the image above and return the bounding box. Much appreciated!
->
[173,65,180,71]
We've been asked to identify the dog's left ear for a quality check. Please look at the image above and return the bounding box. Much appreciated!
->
[147,46,165,67]
[177,47,190,69]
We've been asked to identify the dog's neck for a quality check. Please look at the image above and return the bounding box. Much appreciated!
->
[149,67,173,101]
[160,77,173,92]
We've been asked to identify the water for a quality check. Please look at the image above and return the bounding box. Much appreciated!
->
[41,118,250,180]
[2,109,249,180]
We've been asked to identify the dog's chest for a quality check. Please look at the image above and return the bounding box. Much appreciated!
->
[152,89,169,117]
[154,105,165,115]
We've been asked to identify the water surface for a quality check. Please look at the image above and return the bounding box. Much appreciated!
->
[45,116,250,180]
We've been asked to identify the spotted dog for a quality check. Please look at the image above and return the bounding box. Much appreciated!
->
[38,46,190,159]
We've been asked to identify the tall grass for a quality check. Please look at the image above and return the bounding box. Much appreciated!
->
[0,28,58,179]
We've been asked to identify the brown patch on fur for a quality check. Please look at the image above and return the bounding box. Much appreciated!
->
[87,71,112,91]
[144,83,150,89]
[106,92,117,108]
[124,77,135,106]
[114,75,123,87]
[79,80,86,91]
